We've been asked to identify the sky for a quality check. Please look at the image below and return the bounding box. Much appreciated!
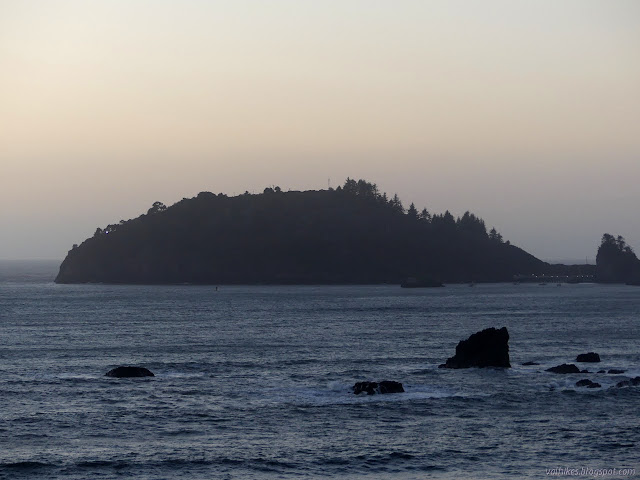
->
[1,0,639,262]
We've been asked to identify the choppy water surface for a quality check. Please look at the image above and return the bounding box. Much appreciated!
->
[0,261,639,479]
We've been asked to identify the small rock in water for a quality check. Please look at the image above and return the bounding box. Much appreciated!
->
[546,364,581,374]
[522,361,540,366]
[608,369,625,374]
[597,370,606,374]
[105,366,154,378]
[576,379,601,388]
[439,327,510,369]
[352,381,404,395]
[615,377,640,388]
[576,352,600,363]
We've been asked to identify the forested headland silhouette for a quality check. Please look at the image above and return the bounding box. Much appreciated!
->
[55,179,548,284]
[595,234,640,284]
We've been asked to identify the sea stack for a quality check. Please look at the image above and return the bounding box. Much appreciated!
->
[439,327,511,369]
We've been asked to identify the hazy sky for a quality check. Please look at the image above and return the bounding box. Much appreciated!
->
[1,0,639,262]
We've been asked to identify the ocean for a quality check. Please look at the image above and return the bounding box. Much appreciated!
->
[1,260,638,479]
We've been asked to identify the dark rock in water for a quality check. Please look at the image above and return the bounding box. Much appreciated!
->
[352,381,404,395]
[597,369,606,374]
[608,369,625,374]
[576,352,600,363]
[106,366,154,378]
[546,364,581,374]
[576,379,601,388]
[522,361,540,366]
[615,377,640,388]
[581,369,589,374]
[439,327,510,369]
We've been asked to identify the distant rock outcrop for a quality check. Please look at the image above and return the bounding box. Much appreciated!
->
[106,366,154,378]
[352,381,405,395]
[439,327,511,369]
[576,379,601,388]
[576,352,600,363]
[595,233,640,283]
[546,364,581,374]
[522,361,540,366]
[607,369,625,374]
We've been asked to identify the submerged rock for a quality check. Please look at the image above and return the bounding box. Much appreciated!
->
[439,327,510,369]
[546,364,581,374]
[352,381,404,395]
[576,379,601,388]
[615,377,640,388]
[105,366,154,378]
[576,352,600,363]
[608,369,625,374]
[522,361,540,366]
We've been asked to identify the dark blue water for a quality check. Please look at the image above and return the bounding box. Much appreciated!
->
[1,261,639,479]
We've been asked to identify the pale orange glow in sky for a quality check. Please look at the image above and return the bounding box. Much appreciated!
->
[1,0,639,261]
